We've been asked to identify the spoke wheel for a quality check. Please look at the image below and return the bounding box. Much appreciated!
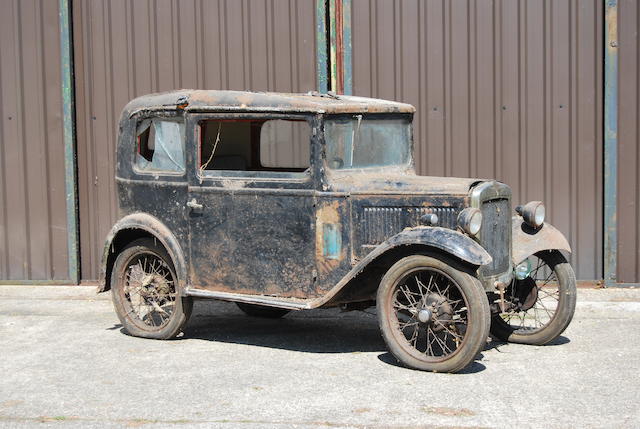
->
[111,238,192,339]
[491,250,576,345]
[377,254,490,373]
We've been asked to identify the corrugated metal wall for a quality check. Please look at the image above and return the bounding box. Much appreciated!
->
[351,0,603,280]
[617,0,640,283]
[0,0,69,281]
[73,0,318,279]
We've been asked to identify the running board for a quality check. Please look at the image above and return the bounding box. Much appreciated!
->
[184,287,316,310]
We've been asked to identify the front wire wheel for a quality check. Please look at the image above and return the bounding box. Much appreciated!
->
[377,255,490,373]
[490,250,576,345]
[111,238,192,339]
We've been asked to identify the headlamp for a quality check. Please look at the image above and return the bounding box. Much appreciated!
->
[516,201,545,228]
[458,208,483,236]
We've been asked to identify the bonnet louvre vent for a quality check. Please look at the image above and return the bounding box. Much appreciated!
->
[361,206,458,246]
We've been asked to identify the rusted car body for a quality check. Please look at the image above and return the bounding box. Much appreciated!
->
[99,90,576,373]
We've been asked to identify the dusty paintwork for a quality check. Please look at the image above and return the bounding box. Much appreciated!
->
[121,90,415,120]
[99,90,574,314]
[325,169,479,195]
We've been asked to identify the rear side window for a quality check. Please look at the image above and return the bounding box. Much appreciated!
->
[135,119,185,174]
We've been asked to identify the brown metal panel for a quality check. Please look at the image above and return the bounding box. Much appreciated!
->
[0,0,28,280]
[474,1,497,180]
[0,0,69,280]
[74,0,318,279]
[617,0,639,282]
[247,1,269,90]
[499,0,520,195]
[575,0,604,282]
[425,0,446,177]
[351,0,603,280]
[449,0,471,178]
[549,1,572,249]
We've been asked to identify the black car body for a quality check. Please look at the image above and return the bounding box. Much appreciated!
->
[99,90,576,373]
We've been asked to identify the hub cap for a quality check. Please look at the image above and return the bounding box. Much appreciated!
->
[392,268,469,360]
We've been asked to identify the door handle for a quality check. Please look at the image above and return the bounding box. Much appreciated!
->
[186,198,203,211]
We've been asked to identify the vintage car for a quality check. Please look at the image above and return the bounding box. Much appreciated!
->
[99,90,576,373]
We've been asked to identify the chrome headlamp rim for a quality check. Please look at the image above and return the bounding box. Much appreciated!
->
[458,207,483,236]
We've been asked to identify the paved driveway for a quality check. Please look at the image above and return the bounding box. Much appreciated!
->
[0,286,639,428]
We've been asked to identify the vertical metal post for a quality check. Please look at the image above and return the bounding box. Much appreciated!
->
[319,0,351,95]
[329,0,340,93]
[316,0,329,92]
[327,0,352,95]
[59,0,79,284]
[342,0,352,95]
[604,0,618,286]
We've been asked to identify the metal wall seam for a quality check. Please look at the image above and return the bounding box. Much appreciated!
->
[604,0,618,285]
[316,0,329,92]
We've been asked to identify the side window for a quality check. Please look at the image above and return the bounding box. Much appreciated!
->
[199,118,310,177]
[135,118,185,174]
[260,120,310,169]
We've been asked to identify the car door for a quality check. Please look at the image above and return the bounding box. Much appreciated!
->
[186,113,317,298]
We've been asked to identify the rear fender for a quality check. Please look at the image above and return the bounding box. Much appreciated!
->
[512,217,571,265]
[98,213,187,293]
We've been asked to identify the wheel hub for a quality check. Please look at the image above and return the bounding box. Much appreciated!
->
[415,293,454,331]
[136,273,171,299]
[510,277,538,311]
[417,308,432,323]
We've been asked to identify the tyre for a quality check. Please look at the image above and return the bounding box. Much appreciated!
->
[236,302,290,319]
[377,254,491,373]
[490,250,576,345]
[111,238,193,339]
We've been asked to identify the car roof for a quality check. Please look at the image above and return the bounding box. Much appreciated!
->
[121,89,416,117]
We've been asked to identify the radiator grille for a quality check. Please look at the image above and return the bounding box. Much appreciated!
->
[361,206,459,245]
[478,198,511,276]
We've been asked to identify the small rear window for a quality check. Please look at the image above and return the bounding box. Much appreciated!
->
[135,119,185,174]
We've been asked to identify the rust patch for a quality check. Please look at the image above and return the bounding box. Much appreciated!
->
[606,6,617,53]
[512,217,572,264]
[315,201,344,274]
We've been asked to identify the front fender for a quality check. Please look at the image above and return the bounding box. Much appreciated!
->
[512,217,571,264]
[98,212,187,293]
[377,226,493,266]
[311,226,491,308]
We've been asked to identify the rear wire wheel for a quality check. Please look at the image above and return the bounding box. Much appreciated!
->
[490,250,576,345]
[377,255,490,373]
[111,238,192,339]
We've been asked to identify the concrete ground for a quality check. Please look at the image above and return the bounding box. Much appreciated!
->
[0,286,639,429]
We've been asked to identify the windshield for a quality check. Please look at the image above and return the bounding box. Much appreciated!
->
[324,115,411,170]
